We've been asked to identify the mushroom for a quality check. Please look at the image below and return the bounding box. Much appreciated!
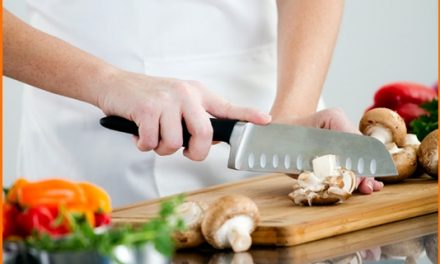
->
[288,155,357,206]
[359,108,407,146]
[360,108,418,182]
[375,143,418,183]
[380,237,425,264]
[418,129,438,178]
[201,195,259,253]
[173,201,208,249]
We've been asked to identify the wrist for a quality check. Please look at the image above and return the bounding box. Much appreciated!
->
[91,64,122,110]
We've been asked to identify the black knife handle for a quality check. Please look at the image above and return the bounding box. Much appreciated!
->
[100,116,238,147]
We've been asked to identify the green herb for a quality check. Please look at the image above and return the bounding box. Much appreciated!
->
[410,99,438,140]
[26,195,186,260]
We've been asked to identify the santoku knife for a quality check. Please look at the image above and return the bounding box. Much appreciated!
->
[100,116,397,177]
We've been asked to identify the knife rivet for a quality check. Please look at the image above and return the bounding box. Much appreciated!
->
[248,153,255,168]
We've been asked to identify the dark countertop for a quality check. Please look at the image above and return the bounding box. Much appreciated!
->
[172,213,438,264]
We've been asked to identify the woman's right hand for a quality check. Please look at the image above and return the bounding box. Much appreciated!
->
[97,70,271,161]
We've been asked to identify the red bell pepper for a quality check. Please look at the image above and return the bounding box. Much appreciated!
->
[16,205,70,237]
[94,212,111,227]
[367,82,438,127]
[3,203,21,239]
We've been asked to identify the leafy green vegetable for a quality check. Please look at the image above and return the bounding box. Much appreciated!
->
[26,195,186,260]
[410,99,438,140]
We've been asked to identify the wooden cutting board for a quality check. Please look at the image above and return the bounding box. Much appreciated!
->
[112,174,438,246]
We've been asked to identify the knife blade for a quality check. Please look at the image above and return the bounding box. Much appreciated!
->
[100,116,397,177]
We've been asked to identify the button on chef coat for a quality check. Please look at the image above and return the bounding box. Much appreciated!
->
[18,0,323,206]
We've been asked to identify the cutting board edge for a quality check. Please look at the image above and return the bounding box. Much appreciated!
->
[251,202,438,246]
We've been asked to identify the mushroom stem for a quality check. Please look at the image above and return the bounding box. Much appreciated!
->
[367,126,393,144]
[227,227,252,253]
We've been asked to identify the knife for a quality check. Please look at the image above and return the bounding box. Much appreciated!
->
[100,116,397,177]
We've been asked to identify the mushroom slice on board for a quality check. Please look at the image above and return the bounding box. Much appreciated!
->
[418,129,438,178]
[173,201,208,249]
[288,155,357,206]
[201,195,259,253]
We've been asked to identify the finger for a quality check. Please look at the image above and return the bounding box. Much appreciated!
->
[357,177,374,194]
[311,108,359,134]
[182,107,213,161]
[135,112,160,151]
[154,109,183,156]
[205,95,271,125]
[372,179,384,191]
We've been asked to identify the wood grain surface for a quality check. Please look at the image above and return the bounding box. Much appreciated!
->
[112,173,438,246]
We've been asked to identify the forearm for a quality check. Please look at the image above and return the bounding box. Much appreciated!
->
[3,9,117,107]
[271,0,344,120]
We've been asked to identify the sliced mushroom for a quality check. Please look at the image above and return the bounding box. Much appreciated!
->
[359,108,407,146]
[288,155,357,206]
[173,201,208,249]
[201,195,259,253]
[418,129,438,178]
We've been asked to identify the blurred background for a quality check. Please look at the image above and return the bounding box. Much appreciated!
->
[3,0,438,184]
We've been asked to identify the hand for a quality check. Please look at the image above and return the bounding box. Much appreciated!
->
[97,70,271,161]
[272,108,384,194]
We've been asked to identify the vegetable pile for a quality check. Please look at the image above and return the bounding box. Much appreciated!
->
[3,178,112,239]
[362,81,438,181]
[366,82,437,130]
[2,178,186,259]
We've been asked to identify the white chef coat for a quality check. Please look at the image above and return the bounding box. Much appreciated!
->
[18,0,324,206]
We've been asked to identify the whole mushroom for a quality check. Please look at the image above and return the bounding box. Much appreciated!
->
[359,108,407,146]
[376,143,418,183]
[288,155,357,206]
[201,195,260,253]
[173,201,208,249]
[360,108,419,182]
[418,129,438,178]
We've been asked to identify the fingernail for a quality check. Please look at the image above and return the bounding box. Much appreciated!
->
[263,113,272,122]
